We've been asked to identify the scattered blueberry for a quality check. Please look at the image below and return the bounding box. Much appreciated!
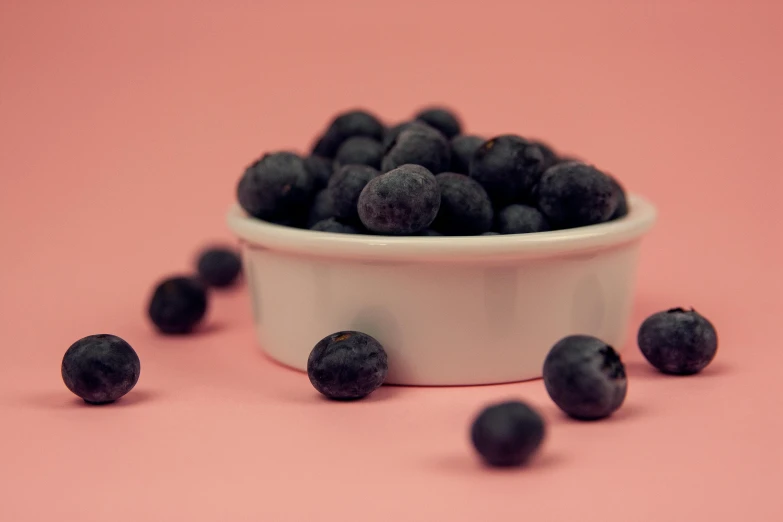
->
[496,204,550,234]
[470,400,546,467]
[327,164,380,223]
[358,164,441,235]
[415,107,462,139]
[431,173,493,235]
[311,109,385,158]
[148,276,208,335]
[310,217,361,234]
[61,334,141,405]
[542,335,627,420]
[637,308,718,375]
[196,247,242,288]
[307,189,335,227]
[304,155,333,191]
[307,331,388,400]
[334,136,384,169]
[381,121,451,174]
[536,162,618,229]
[470,135,545,206]
[608,175,629,220]
[450,135,484,175]
[237,152,315,223]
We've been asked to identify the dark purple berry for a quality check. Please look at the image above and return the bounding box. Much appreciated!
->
[469,135,545,206]
[470,401,546,467]
[530,140,559,170]
[537,162,618,229]
[358,164,441,235]
[607,175,629,220]
[381,121,451,174]
[449,135,484,174]
[543,335,627,420]
[431,173,493,235]
[557,155,582,164]
[148,276,208,335]
[307,189,335,227]
[307,331,388,400]
[196,247,242,288]
[311,134,330,157]
[327,164,380,223]
[382,121,413,149]
[311,109,385,158]
[310,217,361,234]
[267,211,309,229]
[304,155,333,191]
[61,334,141,405]
[237,152,315,223]
[414,106,462,139]
[496,204,550,234]
[637,308,718,375]
[334,136,384,169]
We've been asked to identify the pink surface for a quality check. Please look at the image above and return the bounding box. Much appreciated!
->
[1,1,781,520]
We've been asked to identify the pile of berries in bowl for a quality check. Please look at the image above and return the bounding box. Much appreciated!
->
[227,106,658,385]
[237,107,629,236]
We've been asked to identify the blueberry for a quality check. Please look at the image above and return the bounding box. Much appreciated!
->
[307,331,388,400]
[334,136,384,169]
[310,217,361,234]
[311,109,385,158]
[237,152,315,223]
[358,164,441,235]
[530,140,559,170]
[557,155,582,164]
[381,121,451,174]
[469,135,545,206]
[542,335,627,420]
[431,173,493,235]
[414,107,462,139]
[307,189,335,227]
[196,247,242,288]
[470,401,546,467]
[417,229,443,236]
[536,162,618,229]
[449,135,484,175]
[607,175,628,220]
[304,155,333,191]
[637,308,718,375]
[148,276,208,334]
[327,164,380,223]
[311,134,330,157]
[382,121,413,149]
[61,334,141,405]
[267,210,309,229]
[496,204,550,234]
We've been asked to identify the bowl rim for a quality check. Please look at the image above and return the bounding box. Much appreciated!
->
[227,194,657,262]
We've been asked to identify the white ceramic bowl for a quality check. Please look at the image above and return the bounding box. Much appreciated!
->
[227,195,657,386]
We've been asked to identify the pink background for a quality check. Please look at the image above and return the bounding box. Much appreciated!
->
[1,1,781,520]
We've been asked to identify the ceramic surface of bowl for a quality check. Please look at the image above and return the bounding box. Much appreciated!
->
[227,195,657,385]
